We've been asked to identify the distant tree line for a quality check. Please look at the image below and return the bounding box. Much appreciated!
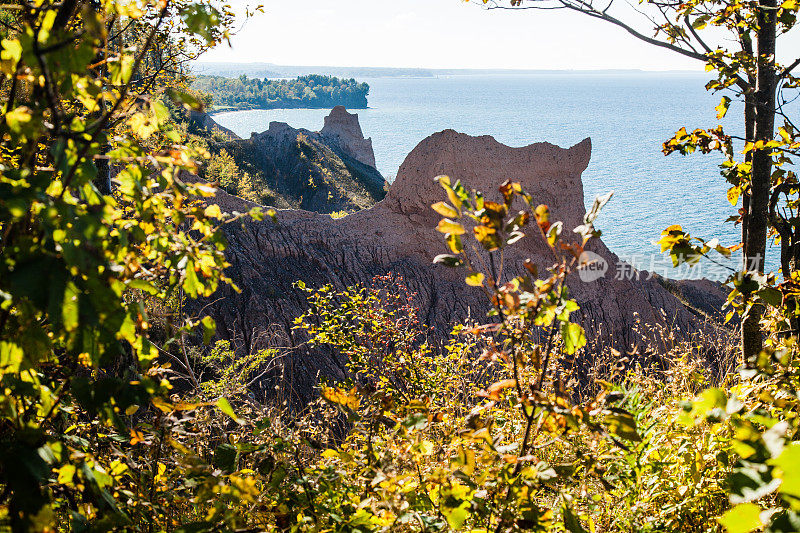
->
[192,74,369,111]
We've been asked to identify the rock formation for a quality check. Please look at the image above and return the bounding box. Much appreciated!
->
[218,111,387,214]
[188,110,240,141]
[320,106,376,168]
[196,130,727,405]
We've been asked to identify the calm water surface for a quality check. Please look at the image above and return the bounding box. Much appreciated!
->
[215,74,759,278]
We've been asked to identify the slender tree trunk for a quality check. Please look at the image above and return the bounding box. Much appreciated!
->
[742,89,756,258]
[742,0,778,362]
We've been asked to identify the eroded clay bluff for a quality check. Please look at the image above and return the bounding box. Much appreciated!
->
[319,105,377,168]
[195,130,727,404]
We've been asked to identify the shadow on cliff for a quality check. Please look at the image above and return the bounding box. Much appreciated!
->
[189,129,730,407]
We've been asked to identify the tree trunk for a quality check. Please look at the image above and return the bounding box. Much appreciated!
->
[742,0,778,362]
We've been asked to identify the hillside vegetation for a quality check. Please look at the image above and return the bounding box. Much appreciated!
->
[192,74,370,111]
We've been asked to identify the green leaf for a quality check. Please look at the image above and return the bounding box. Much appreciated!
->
[561,322,586,355]
[201,316,216,346]
[433,254,464,268]
[183,262,202,298]
[182,4,222,44]
[772,442,800,499]
[5,106,32,133]
[563,502,589,533]
[213,443,237,473]
[0,342,23,373]
[442,503,470,529]
[167,88,204,111]
[108,52,134,85]
[692,14,711,29]
[758,287,783,307]
[693,388,728,417]
[62,281,80,333]
[606,411,641,442]
[216,398,242,424]
[127,279,159,295]
[402,412,429,431]
[718,503,763,533]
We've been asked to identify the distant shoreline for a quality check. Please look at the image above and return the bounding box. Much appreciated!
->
[209,106,369,116]
[193,74,370,116]
[191,61,706,79]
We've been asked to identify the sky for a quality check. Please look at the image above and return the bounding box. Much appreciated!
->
[199,0,711,71]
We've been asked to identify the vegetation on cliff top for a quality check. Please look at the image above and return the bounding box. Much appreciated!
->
[192,73,370,112]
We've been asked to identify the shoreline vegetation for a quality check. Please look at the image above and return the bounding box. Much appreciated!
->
[192,74,370,112]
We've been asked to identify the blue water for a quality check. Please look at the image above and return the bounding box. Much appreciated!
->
[214,73,757,279]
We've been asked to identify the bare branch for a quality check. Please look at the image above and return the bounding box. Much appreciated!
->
[482,0,751,90]
[779,57,800,79]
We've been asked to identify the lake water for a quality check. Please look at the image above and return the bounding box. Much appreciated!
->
[214,73,755,279]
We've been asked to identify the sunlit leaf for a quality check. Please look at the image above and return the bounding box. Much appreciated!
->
[437,219,466,235]
[465,272,485,287]
[718,503,763,533]
[432,201,459,218]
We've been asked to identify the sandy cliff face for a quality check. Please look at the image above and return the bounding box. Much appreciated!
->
[320,106,377,168]
[197,130,725,404]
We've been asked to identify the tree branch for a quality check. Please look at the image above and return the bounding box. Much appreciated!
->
[483,0,751,90]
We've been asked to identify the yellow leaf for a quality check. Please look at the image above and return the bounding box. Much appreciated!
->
[5,106,31,133]
[486,379,517,400]
[727,186,741,206]
[432,202,459,218]
[204,204,222,219]
[446,233,463,254]
[437,219,466,235]
[151,397,173,413]
[57,464,76,485]
[321,385,360,410]
[465,272,485,287]
[0,38,21,75]
[321,449,339,459]
[473,225,496,242]
[715,96,731,119]
[534,204,550,224]
[419,440,434,455]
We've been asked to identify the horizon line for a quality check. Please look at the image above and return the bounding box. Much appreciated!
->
[191,61,705,74]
